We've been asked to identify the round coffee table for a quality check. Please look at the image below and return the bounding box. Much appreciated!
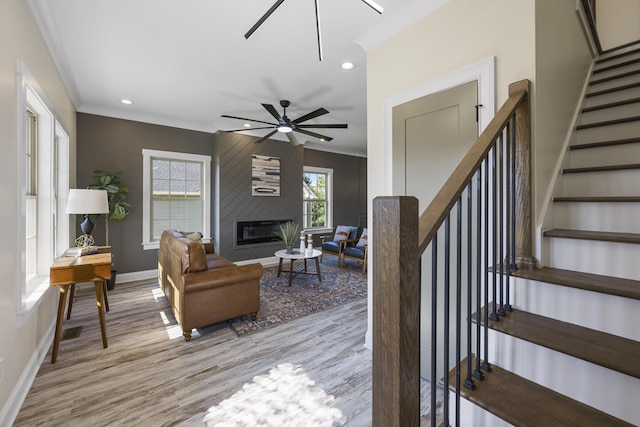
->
[274,248,322,287]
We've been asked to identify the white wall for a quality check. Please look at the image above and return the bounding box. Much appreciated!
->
[597,0,640,50]
[0,0,76,423]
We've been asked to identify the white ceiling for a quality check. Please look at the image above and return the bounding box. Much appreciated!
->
[26,0,438,156]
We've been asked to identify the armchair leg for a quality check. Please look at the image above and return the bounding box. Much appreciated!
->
[183,330,192,342]
[250,312,258,321]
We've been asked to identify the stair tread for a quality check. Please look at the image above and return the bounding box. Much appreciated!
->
[554,196,640,202]
[474,308,640,380]
[576,115,640,129]
[512,266,640,301]
[586,81,640,97]
[591,69,640,85]
[593,57,640,74]
[570,137,640,150]
[447,356,635,427]
[563,163,640,173]
[596,47,640,64]
[581,97,640,113]
[544,228,640,244]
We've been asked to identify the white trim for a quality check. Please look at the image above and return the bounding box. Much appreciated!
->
[142,149,212,250]
[303,166,334,230]
[303,142,367,158]
[383,57,496,195]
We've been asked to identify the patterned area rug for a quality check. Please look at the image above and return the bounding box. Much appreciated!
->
[227,257,367,337]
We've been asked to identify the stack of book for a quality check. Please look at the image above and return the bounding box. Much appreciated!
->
[66,246,99,256]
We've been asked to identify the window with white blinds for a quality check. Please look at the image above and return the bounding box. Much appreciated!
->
[142,149,211,250]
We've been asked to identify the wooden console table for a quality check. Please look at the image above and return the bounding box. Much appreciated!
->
[49,250,111,363]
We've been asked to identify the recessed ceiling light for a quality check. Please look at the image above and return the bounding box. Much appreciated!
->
[120,99,133,105]
[244,123,252,128]
[340,62,355,70]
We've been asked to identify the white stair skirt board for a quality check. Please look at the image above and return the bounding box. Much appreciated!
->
[575,121,640,144]
[553,202,640,234]
[560,169,640,197]
[586,74,640,94]
[449,390,512,427]
[488,329,640,426]
[543,237,640,281]
[583,86,640,108]
[580,102,640,124]
[566,143,640,168]
[510,276,640,341]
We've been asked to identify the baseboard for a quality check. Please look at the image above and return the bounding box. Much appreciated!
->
[0,320,55,426]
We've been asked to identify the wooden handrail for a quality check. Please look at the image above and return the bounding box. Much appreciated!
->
[418,79,531,255]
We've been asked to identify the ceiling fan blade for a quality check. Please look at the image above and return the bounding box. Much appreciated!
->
[221,114,277,127]
[286,133,301,146]
[296,123,348,129]
[244,0,286,39]
[223,126,275,132]
[262,103,284,123]
[253,130,279,144]
[291,107,329,124]
[361,0,384,14]
[314,0,323,61]
[294,128,333,141]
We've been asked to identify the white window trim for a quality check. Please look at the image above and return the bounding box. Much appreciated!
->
[142,149,211,250]
[16,60,70,325]
[302,165,333,234]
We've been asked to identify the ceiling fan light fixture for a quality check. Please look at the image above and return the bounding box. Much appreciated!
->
[277,125,293,133]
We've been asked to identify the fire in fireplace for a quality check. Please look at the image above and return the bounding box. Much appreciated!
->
[236,219,294,246]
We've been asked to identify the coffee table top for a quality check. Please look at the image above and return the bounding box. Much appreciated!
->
[275,248,322,260]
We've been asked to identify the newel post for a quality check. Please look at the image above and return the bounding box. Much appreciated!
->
[372,196,420,426]
[510,80,537,269]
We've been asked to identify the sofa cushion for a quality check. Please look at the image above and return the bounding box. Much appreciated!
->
[206,254,236,270]
[322,240,342,254]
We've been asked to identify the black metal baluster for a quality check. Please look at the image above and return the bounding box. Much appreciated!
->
[498,131,506,317]
[443,215,451,427]
[430,235,438,427]
[505,117,515,312]
[456,198,462,426]
[490,143,500,322]
[465,182,476,390]
[473,166,484,380]
[482,153,492,372]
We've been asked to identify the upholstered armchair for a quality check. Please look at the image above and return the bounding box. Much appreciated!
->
[320,225,359,265]
[342,228,368,274]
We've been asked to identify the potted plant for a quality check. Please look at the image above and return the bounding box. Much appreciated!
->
[89,169,131,290]
[275,221,300,254]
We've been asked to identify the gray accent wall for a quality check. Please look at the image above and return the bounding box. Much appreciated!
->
[77,114,367,271]
[213,131,303,261]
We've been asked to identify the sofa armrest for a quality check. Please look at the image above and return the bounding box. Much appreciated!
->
[181,263,264,293]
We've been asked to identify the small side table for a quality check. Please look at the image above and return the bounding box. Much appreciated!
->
[49,251,112,363]
[275,248,322,287]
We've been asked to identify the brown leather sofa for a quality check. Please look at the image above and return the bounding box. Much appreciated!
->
[157,230,263,341]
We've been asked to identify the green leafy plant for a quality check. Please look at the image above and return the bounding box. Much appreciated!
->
[88,169,131,245]
[275,221,300,248]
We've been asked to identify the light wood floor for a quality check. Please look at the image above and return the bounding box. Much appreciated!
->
[14,279,442,426]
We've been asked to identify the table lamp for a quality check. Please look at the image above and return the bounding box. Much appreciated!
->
[66,189,109,247]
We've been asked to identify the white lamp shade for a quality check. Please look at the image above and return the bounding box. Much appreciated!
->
[66,189,109,215]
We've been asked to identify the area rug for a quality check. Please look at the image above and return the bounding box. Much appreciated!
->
[227,258,367,337]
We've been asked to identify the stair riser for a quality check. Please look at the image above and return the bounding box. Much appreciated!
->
[576,121,640,144]
[588,73,640,93]
[594,55,640,75]
[553,202,640,234]
[543,237,640,280]
[583,86,640,108]
[581,102,640,124]
[568,142,640,167]
[510,276,640,340]
[488,330,640,425]
[561,169,640,197]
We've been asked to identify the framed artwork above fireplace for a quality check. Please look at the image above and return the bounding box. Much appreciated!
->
[251,154,280,196]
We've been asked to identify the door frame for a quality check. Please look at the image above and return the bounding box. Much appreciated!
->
[383,56,496,195]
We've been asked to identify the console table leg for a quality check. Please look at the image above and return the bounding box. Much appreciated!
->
[94,280,108,349]
[52,285,70,363]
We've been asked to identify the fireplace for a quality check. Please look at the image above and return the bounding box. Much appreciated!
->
[236,219,293,246]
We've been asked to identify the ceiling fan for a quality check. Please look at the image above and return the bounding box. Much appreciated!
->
[221,100,348,146]
[244,0,384,61]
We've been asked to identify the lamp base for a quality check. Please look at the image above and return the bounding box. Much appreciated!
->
[75,234,95,247]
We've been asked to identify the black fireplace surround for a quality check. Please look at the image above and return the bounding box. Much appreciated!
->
[236,219,293,246]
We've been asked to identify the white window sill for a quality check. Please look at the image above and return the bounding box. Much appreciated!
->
[18,275,52,327]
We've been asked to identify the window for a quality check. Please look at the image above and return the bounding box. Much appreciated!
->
[303,166,333,231]
[142,149,211,250]
[17,60,70,321]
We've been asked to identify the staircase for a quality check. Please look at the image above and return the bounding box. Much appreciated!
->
[452,44,640,425]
